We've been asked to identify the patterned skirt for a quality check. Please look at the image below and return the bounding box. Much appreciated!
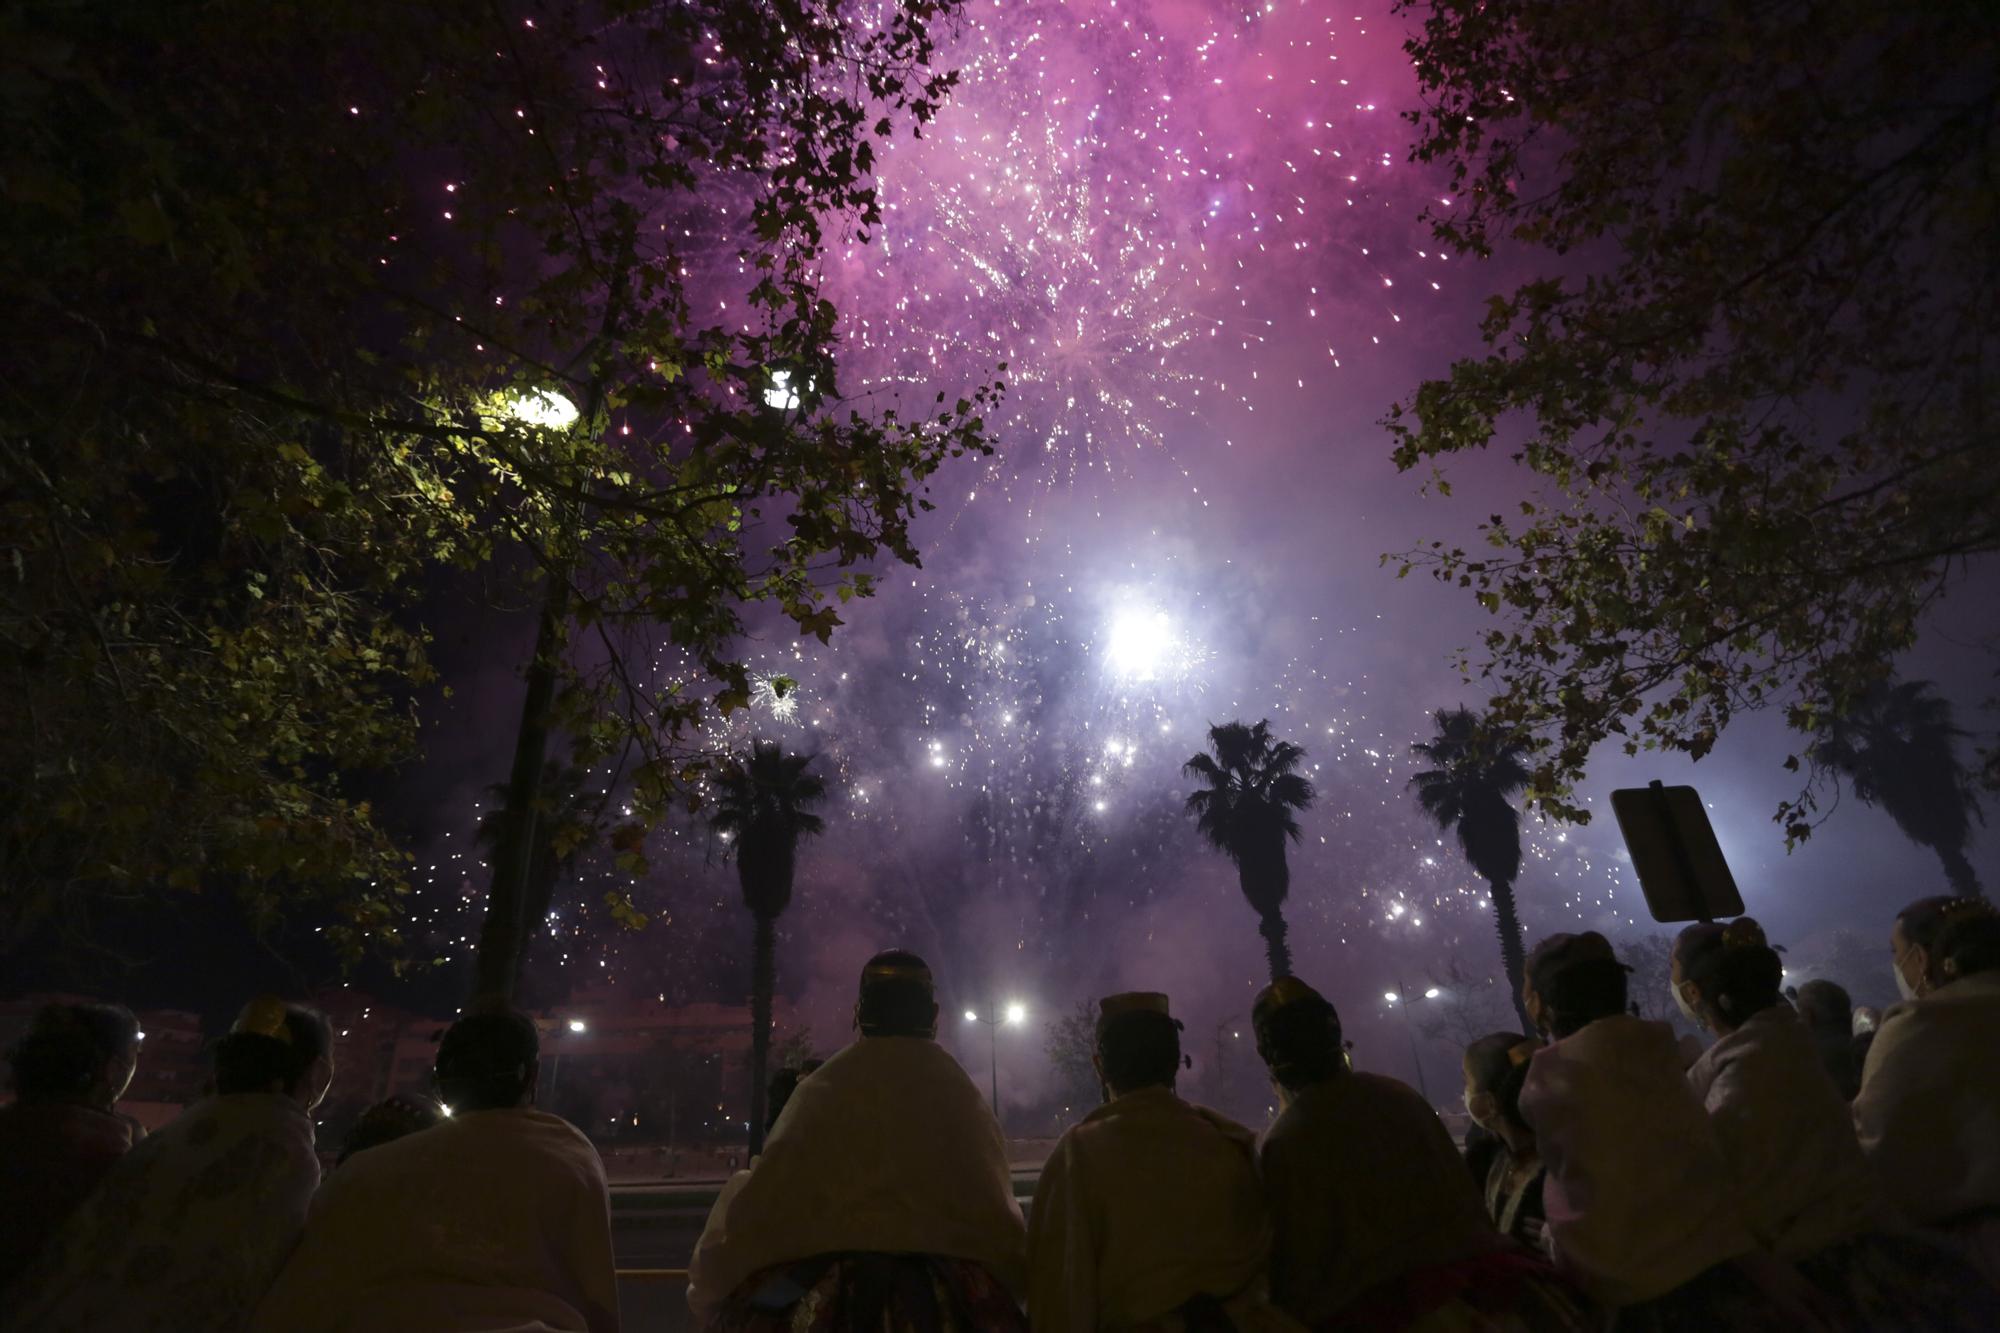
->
[706,1253,1026,1333]
[1325,1245,1597,1333]
[1797,1229,2000,1332]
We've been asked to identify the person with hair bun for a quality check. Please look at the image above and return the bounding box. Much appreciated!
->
[1677,918,1996,1327]
[1854,895,2000,1284]
[4,996,332,1330]
[1254,978,1589,1332]
[0,1001,142,1293]
[252,1007,619,1333]
[1027,992,1283,1333]
[1516,932,1827,1327]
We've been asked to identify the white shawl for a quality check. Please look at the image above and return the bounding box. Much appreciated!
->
[685,1035,1026,1323]
[1853,970,2000,1228]
[3,1093,319,1333]
[1520,1014,1752,1306]
[1686,1005,1886,1256]
[250,1107,618,1333]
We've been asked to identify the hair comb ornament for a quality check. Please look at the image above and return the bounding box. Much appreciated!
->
[232,995,293,1043]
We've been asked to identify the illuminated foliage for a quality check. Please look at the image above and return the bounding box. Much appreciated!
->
[1389,0,1999,836]
[0,0,991,951]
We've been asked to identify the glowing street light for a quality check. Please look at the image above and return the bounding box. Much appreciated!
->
[965,999,1028,1132]
[504,388,580,430]
[1384,981,1444,1102]
[567,1018,588,1033]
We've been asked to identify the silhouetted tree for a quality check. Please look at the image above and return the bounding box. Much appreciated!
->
[473,763,598,1001]
[1392,0,1999,838]
[1184,720,1315,980]
[1410,709,1534,1028]
[1043,999,1101,1121]
[712,742,827,1154]
[1813,679,1985,897]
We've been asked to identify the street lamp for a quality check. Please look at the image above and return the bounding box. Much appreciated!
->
[964,1001,1026,1132]
[1383,983,1443,1103]
[545,1017,588,1104]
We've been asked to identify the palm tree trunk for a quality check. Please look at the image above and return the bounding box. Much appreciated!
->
[747,913,776,1157]
[1938,844,1984,898]
[1258,911,1293,981]
[1489,877,1534,1031]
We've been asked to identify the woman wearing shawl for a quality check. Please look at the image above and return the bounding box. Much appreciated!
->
[0,1001,142,1296]
[1854,895,2000,1286]
[1675,917,1996,1326]
[2,997,332,1333]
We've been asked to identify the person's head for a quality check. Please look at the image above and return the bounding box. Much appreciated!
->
[1793,979,1852,1036]
[434,1009,540,1112]
[6,1002,141,1108]
[765,1058,822,1133]
[1462,1030,1540,1149]
[1522,932,1629,1039]
[214,997,334,1108]
[854,950,938,1038]
[336,1094,445,1166]
[1892,896,2000,999]
[1251,977,1346,1097]
[1094,992,1184,1096]
[1671,918,1786,1034]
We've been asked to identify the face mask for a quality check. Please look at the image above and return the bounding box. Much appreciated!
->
[1672,981,1704,1027]
[1894,959,1920,1003]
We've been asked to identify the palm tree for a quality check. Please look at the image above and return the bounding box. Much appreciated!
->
[1410,708,1535,1029]
[711,741,827,1155]
[1183,720,1316,980]
[1813,678,1984,897]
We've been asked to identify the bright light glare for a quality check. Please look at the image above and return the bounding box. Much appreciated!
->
[1383,991,1399,1003]
[1105,609,1173,680]
[1424,987,1442,999]
[764,369,814,409]
[964,1009,979,1023]
[506,388,579,429]
[567,1018,587,1033]
[1004,1001,1027,1026]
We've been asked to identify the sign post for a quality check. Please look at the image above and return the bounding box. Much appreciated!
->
[1610,780,1744,924]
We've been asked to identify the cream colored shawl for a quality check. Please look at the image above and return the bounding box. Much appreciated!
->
[686,1035,1026,1323]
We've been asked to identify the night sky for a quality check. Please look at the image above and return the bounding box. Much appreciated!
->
[31,0,1999,1106]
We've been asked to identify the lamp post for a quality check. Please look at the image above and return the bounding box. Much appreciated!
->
[1382,984,1442,1103]
[544,1017,588,1104]
[964,1001,1026,1132]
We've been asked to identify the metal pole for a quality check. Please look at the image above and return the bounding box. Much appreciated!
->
[988,1017,1001,1128]
[1395,979,1431,1103]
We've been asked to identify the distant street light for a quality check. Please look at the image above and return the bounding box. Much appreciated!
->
[545,1016,588,1104]
[964,1000,1027,1132]
[1383,981,1444,1102]
[505,388,580,430]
